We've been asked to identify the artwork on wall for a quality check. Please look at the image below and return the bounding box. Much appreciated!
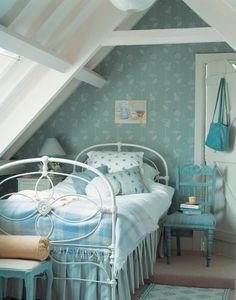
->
[115,100,147,124]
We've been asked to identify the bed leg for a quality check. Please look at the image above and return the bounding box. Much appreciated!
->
[111,279,117,300]
[176,231,181,256]
[165,227,171,264]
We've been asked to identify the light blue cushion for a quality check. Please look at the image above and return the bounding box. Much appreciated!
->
[72,165,108,195]
[165,212,216,229]
[110,166,148,195]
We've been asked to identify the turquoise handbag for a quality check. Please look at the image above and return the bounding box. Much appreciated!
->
[205,78,230,151]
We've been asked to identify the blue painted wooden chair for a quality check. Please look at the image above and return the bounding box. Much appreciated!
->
[0,259,53,300]
[164,165,217,267]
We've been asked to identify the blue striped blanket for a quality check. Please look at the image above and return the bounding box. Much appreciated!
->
[0,186,171,271]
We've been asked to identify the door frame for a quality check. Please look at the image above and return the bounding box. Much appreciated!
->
[194,52,236,164]
[194,52,236,256]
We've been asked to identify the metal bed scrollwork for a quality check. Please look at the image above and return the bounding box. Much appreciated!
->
[0,143,173,300]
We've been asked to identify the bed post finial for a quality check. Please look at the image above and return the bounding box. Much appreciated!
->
[117,142,122,152]
[41,156,49,175]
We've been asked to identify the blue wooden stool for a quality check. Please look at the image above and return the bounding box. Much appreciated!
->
[0,259,53,300]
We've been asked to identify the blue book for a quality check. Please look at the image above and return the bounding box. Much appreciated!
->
[180,202,201,209]
[179,208,202,215]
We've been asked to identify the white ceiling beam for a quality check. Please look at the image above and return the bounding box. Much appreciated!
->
[102,27,224,46]
[74,67,107,88]
[182,0,236,51]
[86,10,148,69]
[0,24,70,72]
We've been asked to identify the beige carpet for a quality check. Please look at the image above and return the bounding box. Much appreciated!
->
[151,251,235,288]
[132,251,235,300]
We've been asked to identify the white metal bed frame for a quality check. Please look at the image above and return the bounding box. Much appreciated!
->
[0,142,169,300]
[75,142,169,185]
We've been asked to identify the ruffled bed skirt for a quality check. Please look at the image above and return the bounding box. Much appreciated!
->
[5,229,159,300]
[117,229,159,300]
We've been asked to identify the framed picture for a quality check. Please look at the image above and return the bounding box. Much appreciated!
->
[115,100,147,124]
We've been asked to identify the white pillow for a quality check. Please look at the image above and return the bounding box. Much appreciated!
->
[87,151,144,173]
[85,173,121,197]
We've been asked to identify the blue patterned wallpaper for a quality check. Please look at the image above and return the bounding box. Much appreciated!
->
[17,0,233,184]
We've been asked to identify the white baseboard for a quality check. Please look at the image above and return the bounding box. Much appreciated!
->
[214,230,236,258]
[214,229,236,244]
[172,230,236,259]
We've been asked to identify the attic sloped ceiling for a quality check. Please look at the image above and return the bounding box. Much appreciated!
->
[182,0,236,51]
[0,0,236,159]
[0,0,138,159]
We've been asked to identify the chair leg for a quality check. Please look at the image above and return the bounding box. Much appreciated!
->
[165,227,172,264]
[176,230,181,256]
[25,275,35,300]
[0,277,4,300]
[45,264,53,300]
[206,229,214,267]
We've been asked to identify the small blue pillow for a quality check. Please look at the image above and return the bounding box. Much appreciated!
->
[72,165,108,195]
[110,166,148,195]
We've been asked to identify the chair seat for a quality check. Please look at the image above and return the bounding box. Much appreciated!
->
[0,259,53,300]
[165,212,216,229]
[0,259,43,270]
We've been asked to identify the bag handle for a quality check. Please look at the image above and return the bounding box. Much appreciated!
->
[212,78,229,125]
[211,78,223,122]
[221,78,229,125]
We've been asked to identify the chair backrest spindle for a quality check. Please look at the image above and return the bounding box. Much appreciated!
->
[176,165,217,213]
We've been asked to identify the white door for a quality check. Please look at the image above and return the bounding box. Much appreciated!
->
[205,59,236,239]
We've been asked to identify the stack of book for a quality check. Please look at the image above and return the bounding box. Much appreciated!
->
[179,202,202,215]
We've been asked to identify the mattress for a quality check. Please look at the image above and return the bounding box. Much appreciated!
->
[0,179,174,272]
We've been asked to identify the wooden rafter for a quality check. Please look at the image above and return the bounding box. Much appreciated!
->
[102,27,224,46]
[0,24,70,72]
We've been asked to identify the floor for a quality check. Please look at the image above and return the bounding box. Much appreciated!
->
[132,251,235,299]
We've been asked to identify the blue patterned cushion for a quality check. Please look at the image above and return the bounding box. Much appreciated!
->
[165,212,216,229]
[72,165,108,195]
[110,166,148,195]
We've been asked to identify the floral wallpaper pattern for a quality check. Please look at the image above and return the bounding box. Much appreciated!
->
[17,0,233,185]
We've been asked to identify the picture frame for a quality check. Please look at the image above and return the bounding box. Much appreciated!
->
[115,100,147,124]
